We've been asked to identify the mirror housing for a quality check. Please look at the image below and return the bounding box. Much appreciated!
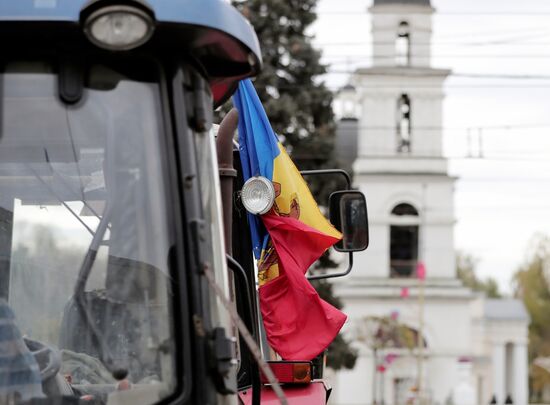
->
[329,190,369,252]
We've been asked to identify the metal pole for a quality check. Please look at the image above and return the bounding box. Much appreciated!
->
[416,183,427,404]
[478,128,484,158]
[381,364,385,405]
[373,348,378,405]
[417,275,425,403]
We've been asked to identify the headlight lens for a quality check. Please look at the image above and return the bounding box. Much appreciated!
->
[84,5,154,51]
[241,176,276,215]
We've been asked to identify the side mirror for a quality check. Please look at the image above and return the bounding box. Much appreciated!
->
[329,191,369,252]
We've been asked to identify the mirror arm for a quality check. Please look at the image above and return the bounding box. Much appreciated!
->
[300,169,358,281]
[300,169,351,190]
[307,252,353,281]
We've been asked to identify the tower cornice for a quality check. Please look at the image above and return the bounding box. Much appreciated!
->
[369,3,435,14]
[355,66,452,77]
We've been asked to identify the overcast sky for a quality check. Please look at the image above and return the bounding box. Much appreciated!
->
[311,0,550,293]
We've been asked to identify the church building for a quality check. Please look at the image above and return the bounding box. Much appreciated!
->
[332,1,529,404]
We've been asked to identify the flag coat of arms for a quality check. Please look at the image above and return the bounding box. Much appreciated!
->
[233,79,346,360]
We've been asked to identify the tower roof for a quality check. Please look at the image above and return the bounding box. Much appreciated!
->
[373,0,431,6]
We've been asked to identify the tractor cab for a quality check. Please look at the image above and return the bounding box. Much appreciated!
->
[0,0,260,404]
[0,1,369,404]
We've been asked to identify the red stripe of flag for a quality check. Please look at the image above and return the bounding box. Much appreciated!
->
[260,213,347,360]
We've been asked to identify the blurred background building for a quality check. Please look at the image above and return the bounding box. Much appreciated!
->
[331,1,529,404]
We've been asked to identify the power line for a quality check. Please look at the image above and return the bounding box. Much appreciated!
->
[450,156,550,162]
[330,84,550,88]
[323,54,550,59]
[314,36,550,47]
[264,78,550,87]
[445,73,550,80]
[434,26,550,39]
[326,71,550,80]
[256,73,550,89]
[317,41,550,47]
[352,155,550,162]
[456,206,550,211]
[334,124,550,131]
[259,84,550,90]
[316,11,550,16]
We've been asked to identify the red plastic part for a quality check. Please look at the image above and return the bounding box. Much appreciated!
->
[260,362,312,384]
[238,381,328,405]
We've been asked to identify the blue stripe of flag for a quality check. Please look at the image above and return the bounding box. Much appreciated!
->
[233,79,281,259]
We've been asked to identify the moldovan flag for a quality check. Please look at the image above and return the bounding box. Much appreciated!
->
[233,79,346,360]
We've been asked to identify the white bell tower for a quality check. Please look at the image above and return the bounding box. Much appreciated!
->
[345,0,455,282]
[331,4,530,405]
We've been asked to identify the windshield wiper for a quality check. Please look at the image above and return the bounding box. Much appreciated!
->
[28,165,96,237]
[72,203,128,380]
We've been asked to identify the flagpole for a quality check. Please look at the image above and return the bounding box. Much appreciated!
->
[416,183,427,405]
[417,271,425,403]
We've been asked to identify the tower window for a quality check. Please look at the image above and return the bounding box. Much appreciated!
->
[396,21,410,66]
[397,94,411,153]
[392,203,418,216]
[390,203,419,278]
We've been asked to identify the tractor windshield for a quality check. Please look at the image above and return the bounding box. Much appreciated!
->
[0,59,177,403]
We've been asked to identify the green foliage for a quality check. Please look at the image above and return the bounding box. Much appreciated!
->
[513,234,550,400]
[357,316,418,351]
[220,0,339,201]
[230,0,336,169]
[311,280,358,370]
[456,251,501,298]
[325,333,358,370]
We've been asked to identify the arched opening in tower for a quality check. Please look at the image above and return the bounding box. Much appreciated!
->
[390,203,419,277]
[396,94,412,153]
[396,21,411,66]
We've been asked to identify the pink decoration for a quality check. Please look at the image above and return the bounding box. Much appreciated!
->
[416,261,426,280]
[377,364,386,373]
[390,310,399,320]
[385,353,398,364]
[400,287,409,298]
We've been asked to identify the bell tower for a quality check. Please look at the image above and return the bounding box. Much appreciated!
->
[331,4,529,405]
[371,0,434,68]
[338,0,455,283]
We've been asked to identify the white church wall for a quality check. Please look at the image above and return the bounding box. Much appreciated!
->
[333,296,475,405]
[423,224,455,279]
[427,356,463,405]
[350,177,455,279]
[470,298,488,357]
[354,74,447,160]
[332,351,374,405]
[422,299,472,352]
[358,95,396,157]
[410,96,444,156]
[354,157,449,174]
[350,222,389,279]
[485,319,529,405]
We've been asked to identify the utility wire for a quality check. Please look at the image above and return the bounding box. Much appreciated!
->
[326,71,550,80]
[326,153,550,162]
[323,54,550,60]
[324,84,550,88]
[316,11,550,16]
[434,26,550,38]
[268,84,550,89]
[314,37,550,47]
[332,123,550,130]
[258,82,550,89]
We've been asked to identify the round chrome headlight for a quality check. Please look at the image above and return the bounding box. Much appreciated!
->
[84,5,155,51]
[241,176,276,215]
